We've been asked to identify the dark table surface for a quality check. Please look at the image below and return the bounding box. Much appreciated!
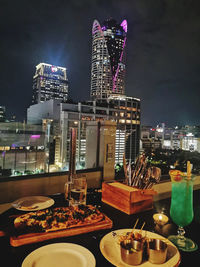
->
[1,189,200,267]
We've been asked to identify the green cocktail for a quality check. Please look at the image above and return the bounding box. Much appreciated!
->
[170,180,193,227]
[168,171,197,251]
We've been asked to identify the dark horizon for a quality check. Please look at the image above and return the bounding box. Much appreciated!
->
[1,0,200,127]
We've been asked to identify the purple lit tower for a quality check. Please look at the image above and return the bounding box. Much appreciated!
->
[91,18,127,100]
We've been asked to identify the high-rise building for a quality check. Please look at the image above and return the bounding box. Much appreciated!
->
[91,18,127,100]
[32,63,69,104]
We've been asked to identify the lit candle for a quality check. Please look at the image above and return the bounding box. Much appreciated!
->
[158,214,163,222]
[153,213,169,226]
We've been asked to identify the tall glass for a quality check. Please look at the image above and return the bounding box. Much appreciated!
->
[69,177,87,206]
[168,171,197,251]
[64,128,77,204]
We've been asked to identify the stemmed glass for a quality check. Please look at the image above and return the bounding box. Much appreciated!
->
[168,170,198,251]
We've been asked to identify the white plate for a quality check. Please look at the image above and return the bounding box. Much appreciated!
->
[22,243,96,267]
[100,229,181,267]
[12,196,55,211]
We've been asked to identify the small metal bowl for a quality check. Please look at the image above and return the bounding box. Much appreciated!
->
[147,239,167,264]
[120,239,143,265]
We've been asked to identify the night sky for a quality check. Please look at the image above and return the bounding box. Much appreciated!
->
[1,0,200,126]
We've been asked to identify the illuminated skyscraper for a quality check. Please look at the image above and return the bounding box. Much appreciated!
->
[32,63,69,104]
[91,18,127,100]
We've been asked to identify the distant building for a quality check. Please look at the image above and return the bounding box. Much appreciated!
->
[140,126,162,151]
[0,122,45,176]
[27,96,140,169]
[89,18,140,164]
[91,18,127,100]
[27,99,61,124]
[141,124,200,153]
[0,106,6,122]
[89,95,141,163]
[32,63,69,104]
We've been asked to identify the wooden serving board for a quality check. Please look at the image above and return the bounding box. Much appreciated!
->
[10,214,113,247]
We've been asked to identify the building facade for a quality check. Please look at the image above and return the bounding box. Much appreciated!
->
[91,19,127,100]
[32,63,69,104]
[28,96,140,170]
[0,122,45,176]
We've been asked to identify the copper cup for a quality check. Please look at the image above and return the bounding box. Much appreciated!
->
[148,239,167,264]
[120,239,143,265]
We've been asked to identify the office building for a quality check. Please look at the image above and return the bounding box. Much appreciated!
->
[32,63,69,104]
[28,96,140,169]
[90,18,141,164]
[91,18,127,100]
[87,95,141,163]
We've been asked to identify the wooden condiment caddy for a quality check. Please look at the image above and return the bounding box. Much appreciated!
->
[102,182,157,215]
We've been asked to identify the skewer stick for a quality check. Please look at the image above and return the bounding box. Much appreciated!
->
[132,218,139,232]
[127,218,139,239]
[128,162,132,186]
[140,222,146,232]
[131,155,144,185]
[123,154,129,184]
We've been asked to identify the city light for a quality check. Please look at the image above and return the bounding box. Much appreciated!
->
[51,66,58,72]
[30,135,40,139]
[120,20,128,33]
[186,133,194,137]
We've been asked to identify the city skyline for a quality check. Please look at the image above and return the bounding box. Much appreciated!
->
[1,0,200,126]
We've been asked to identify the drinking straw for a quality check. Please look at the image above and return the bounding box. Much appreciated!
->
[187,161,191,179]
[186,161,191,202]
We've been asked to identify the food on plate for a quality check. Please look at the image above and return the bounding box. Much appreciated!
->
[14,205,104,233]
[17,205,39,210]
[118,231,144,245]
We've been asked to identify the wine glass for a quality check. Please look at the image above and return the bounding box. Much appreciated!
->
[168,170,198,251]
